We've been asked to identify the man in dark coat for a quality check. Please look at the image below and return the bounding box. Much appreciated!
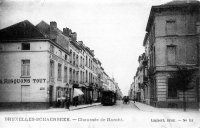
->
[65,96,70,109]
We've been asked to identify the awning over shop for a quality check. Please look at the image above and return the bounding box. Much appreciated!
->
[79,83,86,88]
[73,88,84,97]
[84,83,89,87]
[73,83,79,88]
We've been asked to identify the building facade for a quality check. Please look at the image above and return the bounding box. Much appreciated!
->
[0,20,70,109]
[0,20,120,109]
[131,0,200,109]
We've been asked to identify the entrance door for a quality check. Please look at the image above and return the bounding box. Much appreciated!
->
[21,85,30,102]
[49,85,53,107]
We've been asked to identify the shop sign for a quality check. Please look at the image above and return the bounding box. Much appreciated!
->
[0,78,46,84]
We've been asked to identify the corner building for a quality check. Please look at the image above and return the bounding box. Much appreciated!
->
[145,0,200,108]
[0,20,70,109]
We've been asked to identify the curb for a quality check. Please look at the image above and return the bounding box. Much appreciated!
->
[70,103,101,111]
[131,102,140,110]
[0,103,101,114]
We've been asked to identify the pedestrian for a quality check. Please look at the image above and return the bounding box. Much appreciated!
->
[127,96,130,104]
[65,96,70,109]
[57,98,61,107]
[73,96,78,107]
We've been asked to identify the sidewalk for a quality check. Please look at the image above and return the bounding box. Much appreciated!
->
[133,101,200,113]
[0,103,101,114]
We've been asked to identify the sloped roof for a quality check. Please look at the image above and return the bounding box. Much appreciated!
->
[162,0,200,6]
[36,20,70,50]
[146,0,200,32]
[35,20,50,38]
[0,20,46,40]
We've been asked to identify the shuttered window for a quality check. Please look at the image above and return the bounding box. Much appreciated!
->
[21,60,30,76]
[167,45,176,65]
[58,63,62,80]
[166,20,176,35]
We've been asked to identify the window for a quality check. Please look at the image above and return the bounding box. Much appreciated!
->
[80,57,82,67]
[59,50,62,57]
[166,20,176,35]
[21,43,30,50]
[21,60,30,76]
[70,50,72,63]
[65,54,68,61]
[168,78,178,98]
[64,66,68,82]
[50,45,54,53]
[69,68,72,83]
[73,70,75,82]
[58,63,62,80]
[186,45,196,64]
[86,70,88,82]
[0,45,3,51]
[167,45,176,65]
[76,71,79,83]
[73,53,75,65]
[76,55,79,67]
[50,60,54,78]
[89,59,90,68]
[86,56,88,66]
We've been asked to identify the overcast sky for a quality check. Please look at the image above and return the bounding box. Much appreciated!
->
[0,0,173,95]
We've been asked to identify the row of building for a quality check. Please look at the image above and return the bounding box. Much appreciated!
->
[129,0,200,109]
[0,20,122,109]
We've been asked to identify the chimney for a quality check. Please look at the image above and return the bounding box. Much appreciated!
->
[78,41,83,45]
[50,21,57,40]
[71,32,77,41]
[91,50,94,54]
[63,27,71,37]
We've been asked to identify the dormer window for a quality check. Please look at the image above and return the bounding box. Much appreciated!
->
[22,43,30,50]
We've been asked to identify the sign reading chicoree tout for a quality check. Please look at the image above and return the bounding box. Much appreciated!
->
[0,78,46,84]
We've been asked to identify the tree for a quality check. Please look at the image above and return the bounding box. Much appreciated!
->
[171,66,196,111]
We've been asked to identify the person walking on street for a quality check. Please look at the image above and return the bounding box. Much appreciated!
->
[73,96,78,107]
[65,96,70,109]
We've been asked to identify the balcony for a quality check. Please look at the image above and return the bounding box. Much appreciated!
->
[49,77,54,83]
[143,76,148,82]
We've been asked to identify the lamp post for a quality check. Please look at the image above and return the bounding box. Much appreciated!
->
[134,84,135,103]
[65,83,70,109]
[66,83,69,98]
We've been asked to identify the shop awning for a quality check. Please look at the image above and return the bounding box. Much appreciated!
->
[79,83,86,88]
[73,88,84,97]
[84,83,89,87]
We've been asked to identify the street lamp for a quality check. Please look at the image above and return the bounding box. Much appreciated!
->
[66,83,69,97]
[134,84,135,103]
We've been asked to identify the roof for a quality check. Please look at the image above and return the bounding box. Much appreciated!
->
[70,41,81,50]
[0,20,70,55]
[0,20,46,40]
[162,0,200,6]
[36,20,70,51]
[35,20,50,38]
[146,0,200,32]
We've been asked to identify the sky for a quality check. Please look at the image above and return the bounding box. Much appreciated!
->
[0,0,173,95]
